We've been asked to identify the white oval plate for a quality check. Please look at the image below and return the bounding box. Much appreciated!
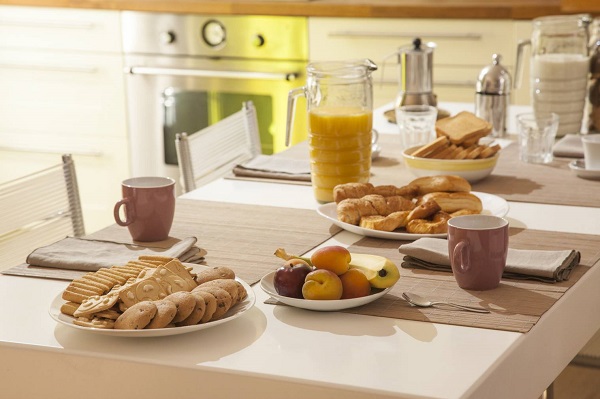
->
[49,276,255,338]
[260,271,391,311]
[316,191,509,240]
[569,159,600,180]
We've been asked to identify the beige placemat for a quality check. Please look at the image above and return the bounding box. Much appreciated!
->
[256,136,600,208]
[4,200,342,285]
[265,228,600,333]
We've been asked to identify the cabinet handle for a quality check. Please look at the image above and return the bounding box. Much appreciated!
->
[0,18,94,30]
[328,31,482,40]
[0,62,97,74]
[125,66,300,81]
[0,144,103,157]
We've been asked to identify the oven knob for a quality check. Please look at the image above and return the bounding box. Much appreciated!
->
[202,20,226,47]
[253,34,265,47]
[160,31,176,45]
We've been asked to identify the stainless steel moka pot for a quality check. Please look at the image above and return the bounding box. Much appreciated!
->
[395,38,437,107]
[475,54,512,138]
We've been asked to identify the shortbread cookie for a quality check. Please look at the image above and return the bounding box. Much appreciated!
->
[93,308,121,320]
[74,292,120,318]
[195,266,235,285]
[197,279,239,304]
[193,291,218,324]
[60,301,80,316]
[62,285,98,304]
[176,294,207,326]
[164,291,196,323]
[114,301,157,330]
[118,277,168,309]
[73,316,115,329]
[194,286,232,320]
[145,299,178,329]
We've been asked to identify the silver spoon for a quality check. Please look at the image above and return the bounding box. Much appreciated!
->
[402,292,490,313]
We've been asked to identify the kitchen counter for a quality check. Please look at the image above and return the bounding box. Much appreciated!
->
[0,0,583,20]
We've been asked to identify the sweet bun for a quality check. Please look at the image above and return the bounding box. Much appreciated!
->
[409,175,471,195]
[418,192,483,213]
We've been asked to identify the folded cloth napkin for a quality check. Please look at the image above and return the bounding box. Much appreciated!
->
[232,154,311,182]
[552,134,584,158]
[398,237,580,283]
[26,236,207,272]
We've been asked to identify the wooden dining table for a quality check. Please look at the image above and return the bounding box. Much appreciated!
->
[1,103,599,399]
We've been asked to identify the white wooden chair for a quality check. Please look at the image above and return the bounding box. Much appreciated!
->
[175,101,262,193]
[0,154,85,271]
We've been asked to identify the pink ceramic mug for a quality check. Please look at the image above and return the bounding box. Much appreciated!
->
[114,177,176,242]
[447,215,509,291]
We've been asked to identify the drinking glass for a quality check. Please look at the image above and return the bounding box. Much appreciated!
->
[395,105,437,149]
[516,113,559,164]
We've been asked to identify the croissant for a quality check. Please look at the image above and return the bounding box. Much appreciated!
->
[359,211,410,232]
[333,182,419,203]
[418,192,482,213]
[337,194,416,225]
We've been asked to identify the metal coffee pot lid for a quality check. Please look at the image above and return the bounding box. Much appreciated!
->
[476,54,512,95]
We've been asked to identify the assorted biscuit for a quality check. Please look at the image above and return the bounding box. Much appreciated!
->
[60,256,247,330]
[335,175,483,234]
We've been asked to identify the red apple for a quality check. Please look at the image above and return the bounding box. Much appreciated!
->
[273,259,313,299]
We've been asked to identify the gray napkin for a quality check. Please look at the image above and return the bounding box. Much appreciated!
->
[552,134,584,158]
[232,154,311,182]
[26,236,206,272]
[398,237,580,283]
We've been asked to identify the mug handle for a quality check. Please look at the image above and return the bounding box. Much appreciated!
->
[372,129,379,145]
[114,198,134,226]
[452,241,470,273]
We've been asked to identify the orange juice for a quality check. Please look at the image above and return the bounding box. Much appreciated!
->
[309,107,372,202]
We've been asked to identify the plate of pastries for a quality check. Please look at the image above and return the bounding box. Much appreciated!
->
[49,256,255,337]
[317,175,509,240]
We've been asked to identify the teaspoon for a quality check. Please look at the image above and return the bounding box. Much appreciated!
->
[402,292,490,313]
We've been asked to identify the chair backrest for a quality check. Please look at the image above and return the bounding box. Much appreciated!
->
[0,154,85,271]
[175,101,262,193]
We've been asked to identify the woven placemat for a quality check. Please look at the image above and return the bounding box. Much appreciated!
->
[3,200,341,285]
[265,228,600,333]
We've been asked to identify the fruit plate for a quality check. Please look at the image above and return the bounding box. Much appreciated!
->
[316,191,509,240]
[260,271,391,311]
[48,271,255,338]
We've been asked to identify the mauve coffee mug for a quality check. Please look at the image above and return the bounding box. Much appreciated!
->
[447,215,509,291]
[114,177,176,242]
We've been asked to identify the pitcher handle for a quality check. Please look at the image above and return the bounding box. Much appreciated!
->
[514,39,531,90]
[285,86,306,147]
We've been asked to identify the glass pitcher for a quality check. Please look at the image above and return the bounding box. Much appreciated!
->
[515,14,592,136]
[286,59,377,203]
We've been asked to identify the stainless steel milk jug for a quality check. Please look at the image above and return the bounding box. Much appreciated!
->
[475,54,512,138]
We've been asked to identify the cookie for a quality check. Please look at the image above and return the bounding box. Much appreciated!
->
[73,316,115,329]
[233,280,248,302]
[114,301,157,330]
[194,286,232,320]
[195,266,235,285]
[74,292,119,318]
[164,291,196,323]
[197,279,239,304]
[146,299,178,329]
[118,277,168,309]
[60,301,80,316]
[93,308,121,320]
[193,291,218,324]
[176,294,206,326]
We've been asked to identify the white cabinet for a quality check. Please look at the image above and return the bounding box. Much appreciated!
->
[0,6,130,233]
[309,17,530,109]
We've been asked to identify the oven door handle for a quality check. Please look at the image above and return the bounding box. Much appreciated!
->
[125,66,300,81]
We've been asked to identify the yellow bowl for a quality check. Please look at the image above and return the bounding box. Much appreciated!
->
[402,145,499,183]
